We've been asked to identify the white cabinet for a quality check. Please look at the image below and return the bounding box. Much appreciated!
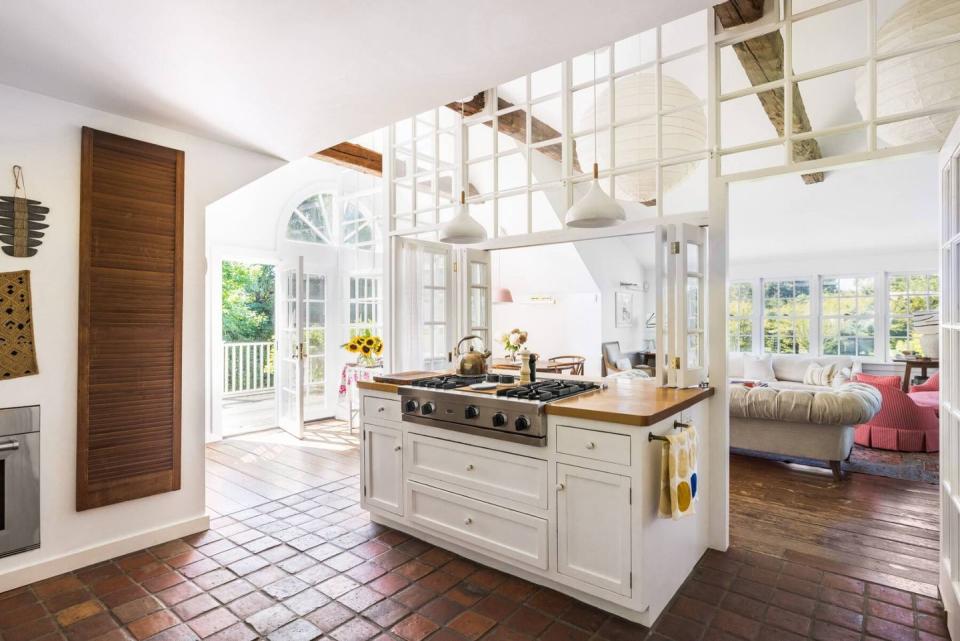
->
[556,464,632,597]
[363,423,403,515]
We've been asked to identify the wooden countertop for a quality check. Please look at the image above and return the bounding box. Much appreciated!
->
[358,371,714,427]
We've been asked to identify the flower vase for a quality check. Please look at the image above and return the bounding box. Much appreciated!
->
[357,354,377,368]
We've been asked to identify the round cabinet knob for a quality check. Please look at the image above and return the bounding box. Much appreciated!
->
[514,416,531,431]
[585,441,596,450]
[491,412,507,427]
[378,406,386,413]
[464,517,473,525]
[405,400,419,412]
[421,402,436,415]
[556,483,565,491]
[394,445,402,452]
[465,405,480,419]
[465,464,475,471]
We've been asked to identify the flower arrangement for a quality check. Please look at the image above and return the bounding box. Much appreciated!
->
[343,329,384,367]
[498,328,528,358]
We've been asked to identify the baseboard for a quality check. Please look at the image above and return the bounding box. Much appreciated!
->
[0,514,210,592]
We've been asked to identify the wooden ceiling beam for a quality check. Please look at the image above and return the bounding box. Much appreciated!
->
[715,0,825,183]
[312,142,477,197]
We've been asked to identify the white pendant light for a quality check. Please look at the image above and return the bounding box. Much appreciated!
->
[440,190,488,244]
[440,97,488,244]
[565,49,625,228]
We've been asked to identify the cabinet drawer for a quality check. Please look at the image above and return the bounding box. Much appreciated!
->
[406,433,548,509]
[407,481,548,570]
[556,426,630,466]
[363,396,401,422]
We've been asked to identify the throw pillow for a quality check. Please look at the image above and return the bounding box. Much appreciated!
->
[803,362,837,386]
[616,357,633,371]
[742,354,776,382]
[852,373,901,388]
[832,367,853,388]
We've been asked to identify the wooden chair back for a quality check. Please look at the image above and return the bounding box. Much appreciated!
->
[549,355,586,376]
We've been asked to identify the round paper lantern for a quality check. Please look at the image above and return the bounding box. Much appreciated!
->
[854,0,960,146]
[576,72,707,203]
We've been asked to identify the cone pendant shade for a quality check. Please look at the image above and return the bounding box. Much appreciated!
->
[440,191,487,244]
[565,164,626,228]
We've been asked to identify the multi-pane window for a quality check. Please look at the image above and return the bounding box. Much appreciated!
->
[728,282,753,353]
[303,274,326,402]
[347,276,381,338]
[421,252,449,370]
[821,276,875,357]
[762,279,811,354]
[287,194,334,244]
[888,273,939,357]
[389,10,710,240]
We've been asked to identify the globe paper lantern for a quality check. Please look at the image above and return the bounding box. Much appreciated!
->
[576,72,707,203]
[854,0,960,146]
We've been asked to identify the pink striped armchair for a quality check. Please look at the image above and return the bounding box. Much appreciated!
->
[853,374,939,452]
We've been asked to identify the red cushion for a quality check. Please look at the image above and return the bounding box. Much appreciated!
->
[908,391,940,414]
[852,373,901,388]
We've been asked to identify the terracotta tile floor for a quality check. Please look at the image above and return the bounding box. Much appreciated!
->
[0,434,949,641]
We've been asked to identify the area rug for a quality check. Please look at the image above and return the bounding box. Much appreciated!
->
[0,270,38,380]
[732,444,939,484]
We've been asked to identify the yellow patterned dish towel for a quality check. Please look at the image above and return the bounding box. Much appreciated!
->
[658,425,699,519]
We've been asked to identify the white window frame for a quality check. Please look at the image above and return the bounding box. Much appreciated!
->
[885,270,940,359]
[727,280,755,353]
[820,274,878,358]
[346,274,383,338]
[761,277,813,355]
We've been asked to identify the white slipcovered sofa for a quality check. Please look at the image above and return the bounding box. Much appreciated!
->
[729,382,882,480]
[728,353,863,392]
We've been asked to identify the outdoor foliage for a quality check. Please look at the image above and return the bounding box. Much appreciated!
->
[222,261,275,342]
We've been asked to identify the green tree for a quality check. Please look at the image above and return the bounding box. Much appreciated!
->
[222,262,275,342]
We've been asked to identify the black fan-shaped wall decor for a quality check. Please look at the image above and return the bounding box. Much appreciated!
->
[0,166,49,257]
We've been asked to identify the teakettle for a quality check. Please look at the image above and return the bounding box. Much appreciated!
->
[454,335,492,376]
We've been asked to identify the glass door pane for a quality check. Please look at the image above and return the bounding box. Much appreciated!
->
[303,273,327,422]
[276,257,304,438]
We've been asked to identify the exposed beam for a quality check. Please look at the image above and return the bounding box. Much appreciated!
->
[312,142,477,197]
[714,0,825,184]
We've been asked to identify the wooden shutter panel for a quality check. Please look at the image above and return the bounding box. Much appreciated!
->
[77,127,183,511]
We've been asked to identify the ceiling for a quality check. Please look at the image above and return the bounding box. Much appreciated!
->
[0,0,715,160]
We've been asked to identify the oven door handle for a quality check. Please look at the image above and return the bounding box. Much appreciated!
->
[0,441,20,453]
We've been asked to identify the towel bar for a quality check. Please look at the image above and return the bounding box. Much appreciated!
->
[648,420,691,442]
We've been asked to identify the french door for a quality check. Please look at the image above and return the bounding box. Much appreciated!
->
[276,256,330,439]
[392,238,491,372]
[277,257,304,438]
[938,119,960,639]
[656,223,707,388]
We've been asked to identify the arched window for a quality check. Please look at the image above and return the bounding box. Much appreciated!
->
[341,199,376,248]
[286,193,334,244]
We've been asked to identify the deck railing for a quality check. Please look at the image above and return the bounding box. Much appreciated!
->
[223,341,275,396]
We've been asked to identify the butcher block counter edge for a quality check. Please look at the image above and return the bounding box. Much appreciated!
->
[358,372,714,427]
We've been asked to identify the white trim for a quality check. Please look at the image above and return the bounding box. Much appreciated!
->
[0,515,209,593]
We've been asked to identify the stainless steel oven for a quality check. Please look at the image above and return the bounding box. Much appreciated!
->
[0,406,40,558]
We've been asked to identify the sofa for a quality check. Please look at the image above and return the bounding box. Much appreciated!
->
[728,353,863,392]
[730,382,882,480]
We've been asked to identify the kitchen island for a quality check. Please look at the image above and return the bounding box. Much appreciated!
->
[358,371,715,626]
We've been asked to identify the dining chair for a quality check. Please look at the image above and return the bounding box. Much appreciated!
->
[548,355,586,376]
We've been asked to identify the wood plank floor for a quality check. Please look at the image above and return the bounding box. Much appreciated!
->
[205,420,360,516]
[729,453,941,598]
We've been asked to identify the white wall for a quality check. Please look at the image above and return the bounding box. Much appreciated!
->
[0,84,281,589]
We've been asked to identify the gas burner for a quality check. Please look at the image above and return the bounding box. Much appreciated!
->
[498,380,602,402]
[411,375,486,390]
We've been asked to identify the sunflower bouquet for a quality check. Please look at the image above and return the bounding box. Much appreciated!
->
[343,329,384,367]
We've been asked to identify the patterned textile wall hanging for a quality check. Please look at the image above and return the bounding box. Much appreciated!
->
[0,270,38,380]
[0,166,50,257]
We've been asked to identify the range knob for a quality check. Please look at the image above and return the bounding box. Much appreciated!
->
[491,412,508,427]
[515,416,531,431]
[465,405,480,419]
[421,402,436,415]
[405,399,419,412]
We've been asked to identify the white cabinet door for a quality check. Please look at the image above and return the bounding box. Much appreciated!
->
[363,423,403,515]
[556,464,632,597]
